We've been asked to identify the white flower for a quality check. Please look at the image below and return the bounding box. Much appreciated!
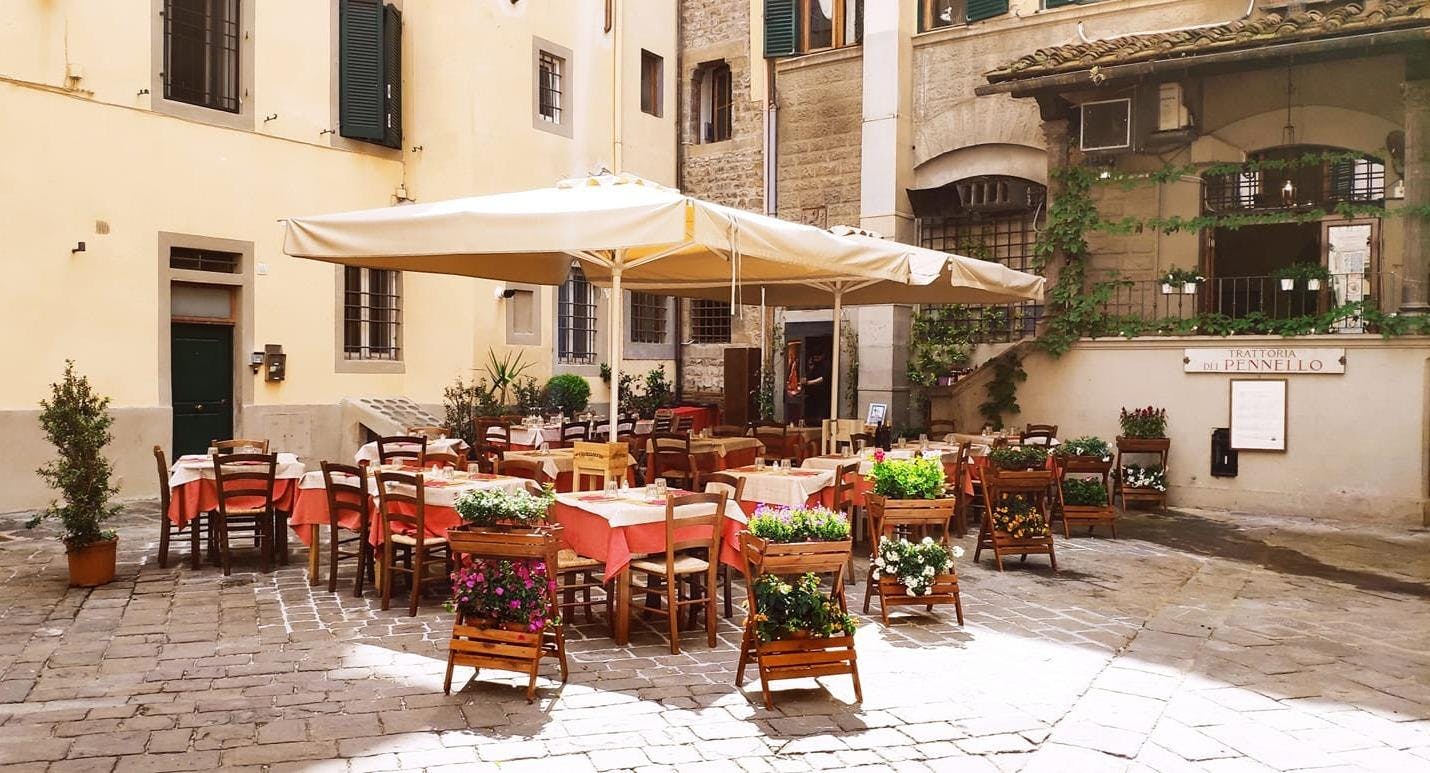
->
[903,576,918,587]
[921,536,934,545]
[923,566,935,576]
[871,569,881,579]
[950,546,965,559]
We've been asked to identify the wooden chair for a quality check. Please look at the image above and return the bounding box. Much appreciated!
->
[1022,424,1059,446]
[950,441,978,537]
[632,492,726,655]
[498,458,550,487]
[976,469,1057,572]
[155,446,207,570]
[702,472,747,619]
[929,420,956,438]
[1059,456,1117,538]
[212,438,270,453]
[320,461,373,596]
[710,424,748,438]
[649,432,699,490]
[831,462,862,582]
[750,421,794,464]
[835,432,874,455]
[423,451,466,470]
[377,435,428,467]
[469,445,502,475]
[475,418,512,452]
[615,415,637,439]
[444,526,568,701]
[652,408,676,434]
[374,470,453,616]
[555,420,589,449]
[211,452,278,576]
[406,425,449,440]
[672,414,695,434]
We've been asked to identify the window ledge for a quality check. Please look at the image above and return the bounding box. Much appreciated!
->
[774,44,864,74]
[335,358,405,375]
[913,0,1192,48]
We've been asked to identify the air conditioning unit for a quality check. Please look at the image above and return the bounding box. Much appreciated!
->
[1079,98,1131,152]
[1157,83,1190,131]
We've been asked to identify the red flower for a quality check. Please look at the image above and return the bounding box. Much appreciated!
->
[873,449,886,463]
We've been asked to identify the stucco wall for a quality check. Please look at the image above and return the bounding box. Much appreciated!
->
[935,337,1430,526]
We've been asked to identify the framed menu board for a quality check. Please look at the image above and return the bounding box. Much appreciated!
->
[1229,379,1287,451]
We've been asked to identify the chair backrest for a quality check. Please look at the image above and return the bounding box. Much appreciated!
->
[672,415,694,434]
[212,452,277,517]
[616,415,637,438]
[377,435,428,466]
[469,446,502,474]
[560,421,589,443]
[475,418,511,449]
[831,462,860,514]
[1022,424,1058,445]
[321,461,369,532]
[652,408,675,433]
[498,458,550,485]
[406,425,449,440]
[837,432,874,454]
[423,451,466,470]
[212,438,269,454]
[929,420,956,437]
[662,491,725,558]
[153,446,171,515]
[650,432,695,478]
[710,424,747,438]
[702,472,746,502]
[375,469,427,547]
[499,414,524,426]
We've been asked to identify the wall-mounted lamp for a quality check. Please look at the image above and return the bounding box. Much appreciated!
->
[250,352,265,373]
[263,113,278,123]
[71,241,86,254]
[1281,179,1296,207]
[494,288,518,300]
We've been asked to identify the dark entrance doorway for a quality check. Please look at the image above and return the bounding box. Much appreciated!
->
[783,321,833,425]
[171,322,233,456]
[1211,222,1320,318]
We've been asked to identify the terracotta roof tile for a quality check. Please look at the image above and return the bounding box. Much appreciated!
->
[985,0,1430,84]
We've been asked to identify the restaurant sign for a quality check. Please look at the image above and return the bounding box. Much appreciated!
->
[1184,347,1344,375]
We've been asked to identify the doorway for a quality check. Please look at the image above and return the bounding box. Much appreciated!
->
[783,321,834,424]
[1211,222,1321,318]
[171,322,234,456]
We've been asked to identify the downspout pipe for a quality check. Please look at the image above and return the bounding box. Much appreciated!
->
[673,2,685,404]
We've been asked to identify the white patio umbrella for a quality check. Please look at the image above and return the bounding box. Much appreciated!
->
[283,174,931,440]
[614,228,1045,420]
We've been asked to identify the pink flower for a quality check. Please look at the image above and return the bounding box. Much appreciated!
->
[494,586,504,596]
[474,573,485,584]
[510,600,521,609]
[873,449,885,462]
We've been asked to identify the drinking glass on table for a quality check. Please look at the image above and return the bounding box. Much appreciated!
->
[780,458,791,472]
[654,478,668,499]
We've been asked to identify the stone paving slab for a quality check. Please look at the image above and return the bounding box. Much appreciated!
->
[0,502,1427,772]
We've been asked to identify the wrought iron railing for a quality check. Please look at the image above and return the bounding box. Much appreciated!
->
[925,302,1045,345]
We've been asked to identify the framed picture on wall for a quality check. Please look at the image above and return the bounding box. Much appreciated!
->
[866,402,887,426]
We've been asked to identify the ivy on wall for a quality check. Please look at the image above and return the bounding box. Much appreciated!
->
[978,354,1025,430]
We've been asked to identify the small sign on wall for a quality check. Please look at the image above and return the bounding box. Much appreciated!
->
[1185,347,1344,374]
[1230,379,1287,451]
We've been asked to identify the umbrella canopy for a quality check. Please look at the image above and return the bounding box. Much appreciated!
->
[282,174,929,439]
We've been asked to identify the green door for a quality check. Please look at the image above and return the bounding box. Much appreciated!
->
[171,323,234,456]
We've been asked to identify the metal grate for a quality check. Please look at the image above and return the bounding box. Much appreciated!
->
[538,50,563,124]
[630,292,667,344]
[918,205,1045,343]
[558,266,597,364]
[344,267,401,360]
[163,0,240,113]
[690,300,731,343]
[1204,147,1385,213]
[169,246,239,273]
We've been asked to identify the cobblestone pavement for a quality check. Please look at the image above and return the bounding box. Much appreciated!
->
[0,502,1427,772]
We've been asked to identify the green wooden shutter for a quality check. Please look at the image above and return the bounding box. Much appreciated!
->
[339,0,384,141]
[966,0,1009,22]
[764,0,799,58]
[381,3,402,149]
[1044,0,1078,7]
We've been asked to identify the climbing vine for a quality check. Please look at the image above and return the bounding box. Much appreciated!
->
[978,354,1026,430]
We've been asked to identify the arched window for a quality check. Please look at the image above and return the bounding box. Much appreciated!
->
[1203,145,1384,213]
[913,175,1046,272]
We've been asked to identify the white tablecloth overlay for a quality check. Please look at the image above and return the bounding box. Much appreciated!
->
[802,446,984,476]
[509,425,562,448]
[504,448,638,480]
[169,453,305,488]
[646,436,763,458]
[722,468,834,508]
[297,469,527,509]
[556,491,742,528]
[594,419,655,436]
[354,437,467,465]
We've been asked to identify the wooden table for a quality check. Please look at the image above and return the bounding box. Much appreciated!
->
[551,491,746,645]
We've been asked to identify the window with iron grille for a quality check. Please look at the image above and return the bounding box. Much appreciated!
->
[169,246,239,273]
[630,292,667,344]
[163,0,240,113]
[1203,145,1385,213]
[696,62,733,143]
[343,267,401,360]
[690,300,731,344]
[538,50,563,124]
[558,266,597,364]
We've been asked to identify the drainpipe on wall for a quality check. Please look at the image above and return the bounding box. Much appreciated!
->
[762,64,778,390]
[673,2,686,403]
[611,0,623,173]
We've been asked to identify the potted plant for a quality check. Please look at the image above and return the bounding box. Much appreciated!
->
[543,374,592,417]
[447,557,559,633]
[1120,464,1167,493]
[870,536,964,625]
[864,452,956,537]
[1273,263,1331,291]
[991,495,1051,540]
[1118,406,1168,449]
[453,486,554,531]
[1272,264,1298,291]
[744,505,851,553]
[750,572,857,642]
[1161,267,1204,295]
[987,444,1049,471]
[1053,435,1112,462]
[28,361,120,587]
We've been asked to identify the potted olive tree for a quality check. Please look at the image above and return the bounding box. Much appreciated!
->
[29,361,120,586]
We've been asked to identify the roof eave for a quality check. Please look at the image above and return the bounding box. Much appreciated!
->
[975,26,1430,98]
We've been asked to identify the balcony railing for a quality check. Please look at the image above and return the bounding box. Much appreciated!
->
[1088,273,1419,335]
[925,302,1045,345]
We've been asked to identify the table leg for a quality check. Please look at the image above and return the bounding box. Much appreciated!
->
[615,567,631,646]
[307,525,321,586]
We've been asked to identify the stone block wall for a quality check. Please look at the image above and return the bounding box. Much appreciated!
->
[774,49,863,229]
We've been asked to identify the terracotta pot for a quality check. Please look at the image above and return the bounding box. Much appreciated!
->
[66,537,117,587]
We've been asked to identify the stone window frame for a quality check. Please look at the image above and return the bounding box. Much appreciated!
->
[533,38,574,139]
[150,0,255,131]
[692,60,733,144]
[334,266,405,374]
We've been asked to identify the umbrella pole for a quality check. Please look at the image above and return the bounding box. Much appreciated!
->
[609,266,623,443]
[830,287,843,424]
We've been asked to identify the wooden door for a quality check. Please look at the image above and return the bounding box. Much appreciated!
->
[722,347,761,427]
[171,322,234,456]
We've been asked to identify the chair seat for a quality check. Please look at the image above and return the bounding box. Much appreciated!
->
[631,554,709,576]
[389,533,448,547]
[223,506,271,516]
[557,549,602,571]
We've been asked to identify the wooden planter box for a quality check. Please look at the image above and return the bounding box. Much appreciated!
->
[735,531,860,710]
[1061,503,1115,537]
[1056,456,1116,538]
[1115,437,1170,513]
[875,573,963,626]
[976,470,1057,572]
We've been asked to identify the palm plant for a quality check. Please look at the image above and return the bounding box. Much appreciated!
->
[482,349,535,407]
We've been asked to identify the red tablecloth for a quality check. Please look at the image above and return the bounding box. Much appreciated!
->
[166,480,296,528]
[287,487,463,547]
[552,502,744,582]
[673,405,717,434]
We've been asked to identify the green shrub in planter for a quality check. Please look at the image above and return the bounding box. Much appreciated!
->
[1061,478,1108,506]
[748,505,850,543]
[987,444,1048,471]
[455,487,554,528]
[1054,436,1112,460]
[28,361,119,548]
[544,374,591,414]
[866,453,945,499]
[751,573,857,642]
